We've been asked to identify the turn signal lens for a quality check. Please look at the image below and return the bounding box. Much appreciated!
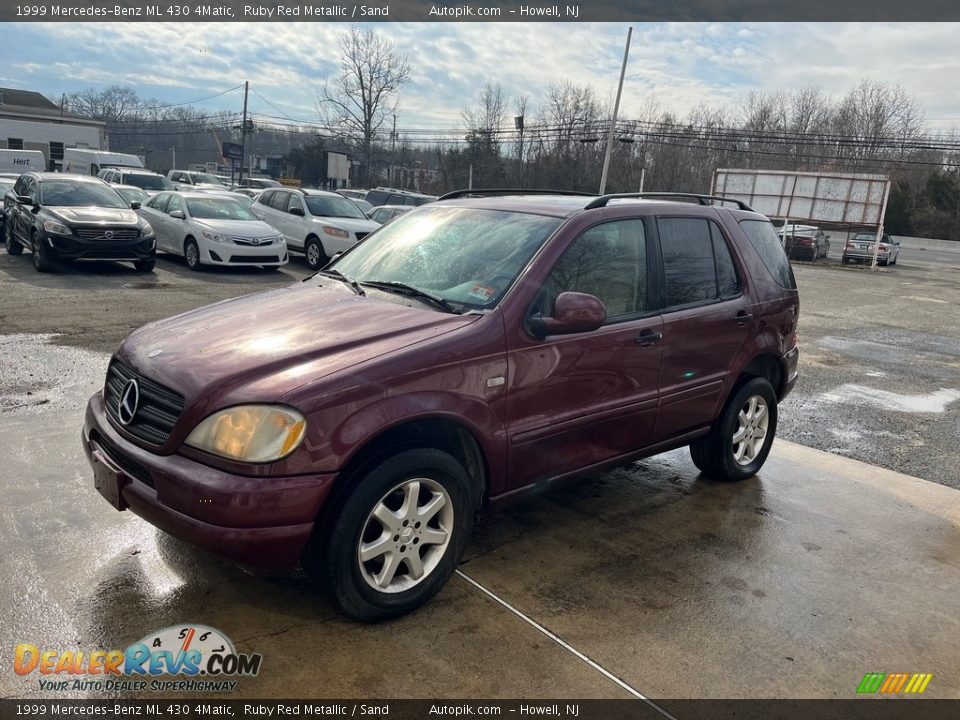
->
[186,405,306,463]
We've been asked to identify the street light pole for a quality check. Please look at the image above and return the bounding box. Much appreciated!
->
[599,26,633,195]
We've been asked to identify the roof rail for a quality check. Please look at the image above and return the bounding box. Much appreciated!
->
[438,188,596,201]
[584,192,754,212]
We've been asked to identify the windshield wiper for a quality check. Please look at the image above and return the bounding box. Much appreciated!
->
[360,280,461,314]
[318,269,364,295]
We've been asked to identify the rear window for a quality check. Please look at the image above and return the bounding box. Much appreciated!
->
[739,219,796,289]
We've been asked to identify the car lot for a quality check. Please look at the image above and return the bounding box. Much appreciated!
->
[1,245,959,699]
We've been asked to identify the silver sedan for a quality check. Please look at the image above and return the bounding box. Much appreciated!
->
[139,191,288,270]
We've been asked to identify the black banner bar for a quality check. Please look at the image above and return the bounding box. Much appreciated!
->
[3,0,960,22]
[2,700,960,720]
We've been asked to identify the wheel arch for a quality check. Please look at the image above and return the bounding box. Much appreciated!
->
[316,415,490,533]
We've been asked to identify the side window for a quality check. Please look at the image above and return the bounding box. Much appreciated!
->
[269,192,289,211]
[150,194,170,213]
[657,217,726,308]
[166,195,184,215]
[711,222,741,298]
[257,190,273,207]
[288,194,304,214]
[543,219,648,320]
[739,219,796,290]
[13,176,26,196]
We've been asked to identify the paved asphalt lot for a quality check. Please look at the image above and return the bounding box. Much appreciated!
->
[1,244,959,702]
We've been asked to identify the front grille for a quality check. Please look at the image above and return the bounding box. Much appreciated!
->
[104,359,185,446]
[91,430,154,488]
[232,236,274,246]
[355,231,369,241]
[75,227,141,241]
[229,254,279,263]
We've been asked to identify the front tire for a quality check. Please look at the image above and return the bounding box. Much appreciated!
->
[32,232,54,272]
[134,258,155,273]
[306,448,476,621]
[690,377,778,481]
[184,238,202,271]
[5,221,23,255]
[304,235,328,271]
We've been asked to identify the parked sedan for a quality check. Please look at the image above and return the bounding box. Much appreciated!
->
[140,191,287,270]
[114,185,150,208]
[368,204,414,225]
[781,224,829,261]
[842,231,900,266]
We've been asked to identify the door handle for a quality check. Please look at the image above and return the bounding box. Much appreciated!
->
[635,329,663,346]
[735,311,754,326]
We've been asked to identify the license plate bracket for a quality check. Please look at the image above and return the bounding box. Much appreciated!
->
[92,444,129,511]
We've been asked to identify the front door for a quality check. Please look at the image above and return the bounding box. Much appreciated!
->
[505,218,664,492]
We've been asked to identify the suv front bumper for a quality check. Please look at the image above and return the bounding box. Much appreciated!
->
[44,231,155,262]
[82,391,335,570]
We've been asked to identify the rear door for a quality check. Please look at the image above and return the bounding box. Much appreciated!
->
[505,218,664,489]
[651,215,752,441]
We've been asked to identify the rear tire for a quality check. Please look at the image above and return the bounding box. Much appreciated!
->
[305,235,328,271]
[32,232,54,273]
[689,377,778,481]
[304,448,476,621]
[5,222,22,255]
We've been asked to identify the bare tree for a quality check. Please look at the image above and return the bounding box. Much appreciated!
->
[318,26,411,187]
[66,85,143,123]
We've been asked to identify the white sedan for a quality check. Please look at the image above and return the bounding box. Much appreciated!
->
[140,191,287,270]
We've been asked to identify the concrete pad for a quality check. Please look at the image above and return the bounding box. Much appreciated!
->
[460,440,960,698]
[2,401,958,700]
[0,407,624,700]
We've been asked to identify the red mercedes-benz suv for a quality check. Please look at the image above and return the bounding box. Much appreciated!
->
[83,191,799,620]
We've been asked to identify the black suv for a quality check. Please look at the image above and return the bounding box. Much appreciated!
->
[3,173,156,273]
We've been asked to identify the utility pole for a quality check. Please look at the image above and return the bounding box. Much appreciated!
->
[390,113,397,187]
[599,26,633,195]
[239,81,249,182]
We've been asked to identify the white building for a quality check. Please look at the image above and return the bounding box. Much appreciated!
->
[0,88,105,171]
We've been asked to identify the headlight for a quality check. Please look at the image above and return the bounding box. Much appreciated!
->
[185,405,306,463]
[42,220,71,235]
[202,230,227,243]
[322,225,349,239]
[140,222,155,237]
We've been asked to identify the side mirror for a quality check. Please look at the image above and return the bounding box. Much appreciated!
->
[169,209,185,219]
[130,201,141,210]
[825,234,831,240]
[289,207,305,216]
[529,292,606,338]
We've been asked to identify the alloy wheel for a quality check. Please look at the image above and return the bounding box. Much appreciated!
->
[732,395,769,466]
[357,477,453,594]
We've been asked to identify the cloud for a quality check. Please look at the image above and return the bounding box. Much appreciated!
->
[4,22,960,130]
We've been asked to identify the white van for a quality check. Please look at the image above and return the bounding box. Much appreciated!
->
[62,149,144,176]
[0,149,46,174]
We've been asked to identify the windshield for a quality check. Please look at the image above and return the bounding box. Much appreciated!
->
[187,197,259,220]
[124,173,171,190]
[330,207,562,309]
[191,173,224,185]
[40,181,128,208]
[305,195,368,219]
[117,187,149,205]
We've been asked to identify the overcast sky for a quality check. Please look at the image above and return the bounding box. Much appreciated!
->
[3,22,959,131]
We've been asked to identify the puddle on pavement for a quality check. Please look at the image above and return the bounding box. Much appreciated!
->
[0,334,109,416]
[819,384,960,413]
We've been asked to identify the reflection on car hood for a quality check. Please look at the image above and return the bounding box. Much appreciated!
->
[194,218,280,238]
[312,215,379,233]
[50,207,139,224]
[117,281,479,404]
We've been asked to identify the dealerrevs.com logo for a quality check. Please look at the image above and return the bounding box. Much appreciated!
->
[14,625,262,693]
